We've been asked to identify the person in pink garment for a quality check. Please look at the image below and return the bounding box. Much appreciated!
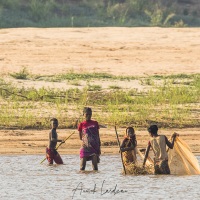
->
[78,107,101,171]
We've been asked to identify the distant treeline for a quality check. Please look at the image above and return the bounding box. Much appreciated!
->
[0,0,200,28]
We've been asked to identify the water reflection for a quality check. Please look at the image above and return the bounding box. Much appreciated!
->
[0,155,200,200]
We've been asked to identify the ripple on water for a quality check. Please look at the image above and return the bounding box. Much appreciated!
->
[0,155,200,200]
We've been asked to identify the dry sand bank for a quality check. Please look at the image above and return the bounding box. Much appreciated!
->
[0,27,199,155]
[0,128,200,155]
[1,27,200,77]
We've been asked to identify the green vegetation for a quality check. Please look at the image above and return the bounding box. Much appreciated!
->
[109,85,122,90]
[10,71,137,82]
[87,84,102,91]
[0,73,199,129]
[10,67,30,80]
[0,0,200,28]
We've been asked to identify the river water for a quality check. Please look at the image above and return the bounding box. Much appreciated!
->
[0,155,200,200]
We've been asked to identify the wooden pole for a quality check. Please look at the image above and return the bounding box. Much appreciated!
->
[115,126,126,175]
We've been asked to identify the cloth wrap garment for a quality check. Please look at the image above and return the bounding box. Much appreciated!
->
[78,120,100,160]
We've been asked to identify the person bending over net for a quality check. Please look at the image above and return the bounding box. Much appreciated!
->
[143,125,178,174]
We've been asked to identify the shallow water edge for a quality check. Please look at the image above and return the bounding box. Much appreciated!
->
[0,155,200,200]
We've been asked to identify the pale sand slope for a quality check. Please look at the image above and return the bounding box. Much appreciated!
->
[0,27,200,76]
[0,28,199,155]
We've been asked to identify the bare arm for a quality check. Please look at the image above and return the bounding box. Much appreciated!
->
[165,132,179,149]
[97,129,101,146]
[121,146,135,152]
[143,143,151,167]
[48,131,52,147]
[120,139,135,152]
[165,136,174,149]
[120,139,126,148]
[97,129,101,154]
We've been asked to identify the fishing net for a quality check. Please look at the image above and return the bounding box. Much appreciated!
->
[168,137,200,175]
[122,138,200,175]
[123,162,153,175]
[122,148,154,175]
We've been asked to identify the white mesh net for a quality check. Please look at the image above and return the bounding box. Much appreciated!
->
[168,137,200,175]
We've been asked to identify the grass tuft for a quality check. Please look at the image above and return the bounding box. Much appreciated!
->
[10,67,30,80]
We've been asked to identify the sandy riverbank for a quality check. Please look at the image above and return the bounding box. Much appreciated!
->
[0,128,200,155]
[1,27,200,77]
[0,27,199,155]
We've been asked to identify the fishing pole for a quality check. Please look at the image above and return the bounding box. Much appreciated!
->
[115,126,126,175]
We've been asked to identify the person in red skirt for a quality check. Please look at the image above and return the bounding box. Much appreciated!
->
[78,107,101,171]
[46,118,64,164]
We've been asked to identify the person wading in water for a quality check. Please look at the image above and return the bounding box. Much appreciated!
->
[78,107,101,171]
[143,125,178,174]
